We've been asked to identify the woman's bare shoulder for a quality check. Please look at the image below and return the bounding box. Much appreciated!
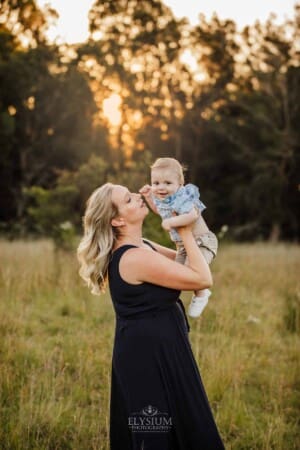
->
[119,246,207,291]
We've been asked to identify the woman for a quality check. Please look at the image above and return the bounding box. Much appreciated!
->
[77,183,225,450]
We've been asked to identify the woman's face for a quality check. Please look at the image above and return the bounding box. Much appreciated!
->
[111,185,148,225]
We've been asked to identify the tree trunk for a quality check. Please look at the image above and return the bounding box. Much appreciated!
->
[269,223,281,242]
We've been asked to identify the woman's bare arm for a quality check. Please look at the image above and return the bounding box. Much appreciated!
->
[144,239,176,260]
[120,229,212,291]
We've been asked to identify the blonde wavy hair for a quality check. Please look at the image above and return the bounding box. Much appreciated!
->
[77,183,119,295]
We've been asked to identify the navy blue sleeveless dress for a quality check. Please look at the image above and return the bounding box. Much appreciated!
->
[108,242,225,450]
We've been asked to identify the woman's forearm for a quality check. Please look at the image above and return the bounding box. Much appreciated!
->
[147,240,177,260]
[145,197,158,214]
[179,230,212,287]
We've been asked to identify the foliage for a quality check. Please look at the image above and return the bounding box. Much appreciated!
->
[0,0,299,241]
[24,185,78,249]
[0,0,57,46]
[22,151,171,247]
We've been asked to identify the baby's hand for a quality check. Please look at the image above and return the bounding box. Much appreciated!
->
[139,184,152,199]
[162,219,172,231]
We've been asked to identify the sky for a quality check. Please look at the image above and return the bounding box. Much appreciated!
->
[37,0,298,44]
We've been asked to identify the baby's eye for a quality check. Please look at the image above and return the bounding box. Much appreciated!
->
[166,181,172,185]
[152,182,159,185]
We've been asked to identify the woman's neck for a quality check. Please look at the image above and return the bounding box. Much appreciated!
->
[114,226,144,249]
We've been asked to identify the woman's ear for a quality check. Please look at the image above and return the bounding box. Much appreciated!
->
[111,217,125,227]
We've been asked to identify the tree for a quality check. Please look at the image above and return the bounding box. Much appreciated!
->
[0,0,57,46]
[234,8,300,240]
[0,2,109,225]
[76,0,192,164]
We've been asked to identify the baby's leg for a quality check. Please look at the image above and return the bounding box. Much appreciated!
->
[195,245,215,297]
[175,243,187,265]
[192,245,214,298]
[176,247,205,299]
[194,247,215,297]
[176,245,211,298]
[188,244,215,318]
[176,240,215,317]
[195,288,209,297]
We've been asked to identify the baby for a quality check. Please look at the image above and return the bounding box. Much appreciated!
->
[140,157,218,318]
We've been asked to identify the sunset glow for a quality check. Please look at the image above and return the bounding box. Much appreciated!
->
[102,94,122,127]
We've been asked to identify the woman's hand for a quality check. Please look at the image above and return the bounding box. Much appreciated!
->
[139,185,158,214]
[139,184,152,199]
[176,220,194,236]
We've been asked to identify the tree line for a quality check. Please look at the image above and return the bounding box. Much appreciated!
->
[0,0,299,244]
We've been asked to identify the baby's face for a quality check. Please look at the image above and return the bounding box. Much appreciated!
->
[151,168,181,199]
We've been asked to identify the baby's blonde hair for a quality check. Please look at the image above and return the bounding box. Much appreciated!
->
[151,157,185,184]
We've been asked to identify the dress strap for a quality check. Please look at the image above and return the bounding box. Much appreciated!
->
[142,239,157,251]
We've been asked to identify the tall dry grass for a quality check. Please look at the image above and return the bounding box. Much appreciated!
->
[0,239,299,449]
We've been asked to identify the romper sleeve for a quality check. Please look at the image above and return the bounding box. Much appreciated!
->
[173,184,206,214]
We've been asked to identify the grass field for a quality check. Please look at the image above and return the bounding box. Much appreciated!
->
[0,239,299,449]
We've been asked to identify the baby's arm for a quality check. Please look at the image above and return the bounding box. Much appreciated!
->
[162,208,198,231]
[139,185,158,214]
